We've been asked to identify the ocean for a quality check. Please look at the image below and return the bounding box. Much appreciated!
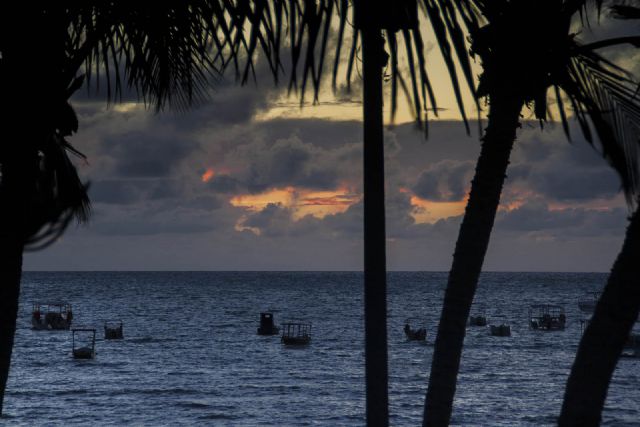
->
[3,272,639,426]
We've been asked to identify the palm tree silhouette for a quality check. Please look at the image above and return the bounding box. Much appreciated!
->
[560,199,640,425]
[423,1,640,425]
[559,3,640,424]
[244,3,476,425]
[0,2,476,423]
[258,0,475,426]
[0,2,241,415]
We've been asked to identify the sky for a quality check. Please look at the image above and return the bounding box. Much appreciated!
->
[23,11,639,272]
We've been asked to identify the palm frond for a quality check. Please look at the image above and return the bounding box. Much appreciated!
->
[23,98,91,251]
[69,1,229,111]
[561,48,640,204]
[235,0,478,131]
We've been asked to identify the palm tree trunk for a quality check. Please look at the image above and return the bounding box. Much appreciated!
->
[423,92,523,426]
[0,233,23,417]
[558,201,640,426]
[0,167,25,417]
[0,145,33,417]
[360,9,389,427]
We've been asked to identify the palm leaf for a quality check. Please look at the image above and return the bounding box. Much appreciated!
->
[561,47,640,204]
[237,0,478,130]
[70,1,230,111]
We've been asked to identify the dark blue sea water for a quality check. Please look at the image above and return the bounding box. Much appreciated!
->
[4,272,639,426]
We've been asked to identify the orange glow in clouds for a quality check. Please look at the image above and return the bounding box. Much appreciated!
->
[409,195,467,224]
[201,168,215,182]
[230,187,360,220]
[409,191,530,224]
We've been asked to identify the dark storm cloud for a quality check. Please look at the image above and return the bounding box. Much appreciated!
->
[322,200,364,238]
[175,83,273,128]
[26,86,634,271]
[247,138,311,191]
[508,124,624,202]
[385,191,436,239]
[241,203,285,230]
[72,64,143,105]
[90,180,142,205]
[90,179,187,205]
[531,167,620,201]
[495,201,627,237]
[71,52,278,123]
[225,135,361,193]
[101,131,199,177]
[148,179,187,200]
[241,203,311,237]
[198,120,627,246]
[87,200,232,236]
[497,201,582,231]
[207,174,242,194]
[183,195,223,211]
[255,118,363,149]
[412,160,474,201]
[412,171,439,200]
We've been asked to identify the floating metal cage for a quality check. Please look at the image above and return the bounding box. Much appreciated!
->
[281,322,312,345]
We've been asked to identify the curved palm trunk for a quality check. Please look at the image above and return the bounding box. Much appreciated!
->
[559,201,640,426]
[423,92,523,426]
[0,158,30,416]
[361,22,389,427]
[0,234,23,417]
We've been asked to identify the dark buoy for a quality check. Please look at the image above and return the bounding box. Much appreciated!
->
[104,320,124,339]
[257,312,280,335]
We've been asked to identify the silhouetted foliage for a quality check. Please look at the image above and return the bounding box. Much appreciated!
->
[0,2,480,422]
[560,2,640,424]
[0,2,244,416]
[424,1,640,425]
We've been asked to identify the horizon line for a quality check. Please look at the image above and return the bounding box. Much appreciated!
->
[23,269,610,274]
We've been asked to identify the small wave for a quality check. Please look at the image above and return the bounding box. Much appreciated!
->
[213,323,238,328]
[127,337,177,344]
[520,413,557,424]
[224,309,249,316]
[123,387,200,396]
[10,388,94,397]
[53,389,93,396]
[29,361,52,367]
[198,413,238,420]
[238,384,302,393]
[176,401,211,409]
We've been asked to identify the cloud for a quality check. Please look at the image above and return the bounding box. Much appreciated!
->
[412,160,474,201]
[89,179,188,205]
[86,199,231,236]
[89,180,143,205]
[221,134,361,193]
[207,174,242,194]
[531,167,620,201]
[506,124,624,203]
[495,200,627,238]
[100,131,199,178]
[25,103,633,271]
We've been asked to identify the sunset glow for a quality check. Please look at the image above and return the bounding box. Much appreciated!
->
[230,187,296,212]
[294,190,359,219]
[230,187,360,221]
[234,215,262,236]
[201,168,215,182]
[409,195,467,224]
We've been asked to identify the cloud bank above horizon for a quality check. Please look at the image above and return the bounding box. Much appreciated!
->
[24,75,630,272]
